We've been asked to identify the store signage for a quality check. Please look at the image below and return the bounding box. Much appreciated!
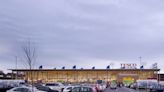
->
[121,63,137,69]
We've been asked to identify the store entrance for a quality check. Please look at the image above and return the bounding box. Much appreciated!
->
[117,74,139,86]
[122,76,134,85]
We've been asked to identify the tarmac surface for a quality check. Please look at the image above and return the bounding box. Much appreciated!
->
[104,87,147,92]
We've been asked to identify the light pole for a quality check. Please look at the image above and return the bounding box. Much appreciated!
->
[138,56,142,92]
[139,56,142,79]
[15,56,18,80]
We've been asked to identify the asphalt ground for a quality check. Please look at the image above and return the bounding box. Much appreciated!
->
[104,87,147,92]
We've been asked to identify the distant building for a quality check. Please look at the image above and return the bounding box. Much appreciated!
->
[0,70,24,79]
[0,71,5,79]
[10,69,159,84]
[158,74,164,81]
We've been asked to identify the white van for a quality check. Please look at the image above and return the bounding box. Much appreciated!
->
[0,80,25,88]
[136,80,158,89]
[44,82,64,92]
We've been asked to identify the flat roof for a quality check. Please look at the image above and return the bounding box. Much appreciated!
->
[9,69,160,71]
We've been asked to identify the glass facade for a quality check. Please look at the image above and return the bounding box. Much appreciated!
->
[12,69,159,83]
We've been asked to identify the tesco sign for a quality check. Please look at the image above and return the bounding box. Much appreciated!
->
[121,63,137,69]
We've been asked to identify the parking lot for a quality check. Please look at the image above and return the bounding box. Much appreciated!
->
[1,79,164,92]
[104,87,147,92]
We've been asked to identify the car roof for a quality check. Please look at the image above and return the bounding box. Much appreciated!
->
[73,86,92,88]
[14,86,37,89]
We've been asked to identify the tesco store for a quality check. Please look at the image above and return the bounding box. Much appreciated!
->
[10,63,159,84]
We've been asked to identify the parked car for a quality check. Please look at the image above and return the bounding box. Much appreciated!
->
[63,86,75,92]
[96,80,106,92]
[7,86,46,92]
[136,80,158,89]
[36,85,59,92]
[0,80,26,89]
[149,84,164,92]
[130,83,137,89]
[89,84,99,92]
[96,84,106,92]
[110,83,117,89]
[72,86,97,92]
[45,83,64,92]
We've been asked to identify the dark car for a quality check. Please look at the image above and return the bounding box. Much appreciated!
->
[149,84,164,92]
[36,85,59,92]
[72,86,96,92]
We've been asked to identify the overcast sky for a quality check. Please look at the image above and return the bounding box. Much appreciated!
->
[0,0,164,73]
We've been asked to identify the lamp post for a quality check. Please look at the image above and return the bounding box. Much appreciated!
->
[15,56,18,80]
[138,56,142,92]
[139,56,142,79]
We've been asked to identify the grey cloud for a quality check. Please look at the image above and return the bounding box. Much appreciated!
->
[0,0,164,72]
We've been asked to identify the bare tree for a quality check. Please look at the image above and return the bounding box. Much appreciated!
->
[22,40,37,91]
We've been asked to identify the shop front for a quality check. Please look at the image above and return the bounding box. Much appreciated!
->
[10,69,159,83]
[117,74,138,85]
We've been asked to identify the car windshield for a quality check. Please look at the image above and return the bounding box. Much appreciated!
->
[81,87,92,92]
[66,87,72,90]
[36,86,50,91]
[72,87,80,92]
[97,80,103,84]
[46,83,59,86]
[111,83,116,85]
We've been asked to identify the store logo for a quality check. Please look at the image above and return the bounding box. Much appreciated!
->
[121,63,137,69]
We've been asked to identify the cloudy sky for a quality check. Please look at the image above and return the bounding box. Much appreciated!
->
[0,0,164,73]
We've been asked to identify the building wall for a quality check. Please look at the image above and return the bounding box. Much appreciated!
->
[16,70,158,83]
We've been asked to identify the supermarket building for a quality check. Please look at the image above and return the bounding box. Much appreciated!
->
[10,68,160,84]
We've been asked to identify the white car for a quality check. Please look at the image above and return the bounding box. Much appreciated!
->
[7,86,46,92]
[45,82,64,92]
[96,84,106,92]
[110,84,117,89]
[63,86,76,92]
